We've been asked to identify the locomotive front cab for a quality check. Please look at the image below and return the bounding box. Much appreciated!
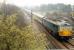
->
[59,23,72,37]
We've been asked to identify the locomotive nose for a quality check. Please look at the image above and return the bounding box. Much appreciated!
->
[59,30,72,36]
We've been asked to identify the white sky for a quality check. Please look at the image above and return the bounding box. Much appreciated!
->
[0,0,74,7]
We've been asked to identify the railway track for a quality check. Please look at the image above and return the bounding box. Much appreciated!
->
[68,39,74,46]
[61,41,74,49]
[62,33,74,49]
[68,41,74,46]
[25,10,74,49]
[35,20,74,49]
[34,20,67,49]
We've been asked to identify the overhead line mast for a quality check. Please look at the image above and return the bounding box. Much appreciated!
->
[3,0,7,17]
[2,0,7,21]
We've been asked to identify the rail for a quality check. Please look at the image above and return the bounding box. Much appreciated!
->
[25,9,74,49]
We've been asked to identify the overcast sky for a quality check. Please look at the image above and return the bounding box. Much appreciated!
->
[0,0,74,7]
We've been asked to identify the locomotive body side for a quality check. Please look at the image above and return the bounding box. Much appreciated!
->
[42,18,59,36]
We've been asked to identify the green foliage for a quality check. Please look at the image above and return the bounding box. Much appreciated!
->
[0,4,47,50]
[23,25,47,50]
[0,14,47,50]
[0,14,26,50]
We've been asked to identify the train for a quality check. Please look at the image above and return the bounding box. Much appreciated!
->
[25,9,73,40]
[33,13,73,40]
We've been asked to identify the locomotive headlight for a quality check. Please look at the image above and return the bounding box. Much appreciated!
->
[59,26,72,36]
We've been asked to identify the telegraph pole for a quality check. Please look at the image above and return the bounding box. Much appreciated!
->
[31,9,33,24]
[3,0,7,17]
[2,0,7,22]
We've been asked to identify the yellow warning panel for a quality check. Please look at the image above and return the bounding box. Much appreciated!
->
[59,29,72,36]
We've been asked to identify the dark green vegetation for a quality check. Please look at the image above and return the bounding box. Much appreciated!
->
[40,4,72,13]
[33,3,74,13]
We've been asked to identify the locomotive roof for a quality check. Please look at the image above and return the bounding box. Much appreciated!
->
[33,11,71,26]
[44,18,70,26]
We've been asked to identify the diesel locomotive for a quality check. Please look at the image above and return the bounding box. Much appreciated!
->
[34,13,73,40]
[25,9,72,40]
